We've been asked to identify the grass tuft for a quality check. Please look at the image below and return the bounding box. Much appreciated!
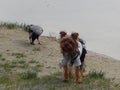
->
[29,59,37,63]
[12,52,25,58]
[88,70,105,79]
[32,47,41,51]
[0,53,2,58]
[0,53,6,61]
[21,70,37,80]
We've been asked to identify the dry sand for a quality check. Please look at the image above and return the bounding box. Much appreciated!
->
[0,28,120,83]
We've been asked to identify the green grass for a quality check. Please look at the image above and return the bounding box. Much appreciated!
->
[0,58,29,70]
[0,53,6,61]
[0,53,2,58]
[3,62,12,71]
[0,21,27,30]
[29,59,37,63]
[32,47,41,51]
[88,70,105,79]
[12,52,26,58]
[0,71,119,90]
[18,63,29,69]
[18,60,26,64]
[36,64,44,68]
[21,70,37,80]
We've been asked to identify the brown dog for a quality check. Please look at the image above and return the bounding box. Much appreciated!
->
[59,31,82,83]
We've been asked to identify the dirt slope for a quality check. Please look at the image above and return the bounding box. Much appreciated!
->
[0,28,120,83]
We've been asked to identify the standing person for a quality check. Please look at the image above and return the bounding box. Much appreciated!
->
[71,32,87,76]
[27,24,43,45]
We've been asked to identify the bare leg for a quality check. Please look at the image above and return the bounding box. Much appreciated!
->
[37,38,41,45]
[75,66,82,84]
[29,33,32,44]
[63,66,69,82]
[29,37,32,44]
[31,37,35,45]
[80,62,86,77]
[69,64,73,78]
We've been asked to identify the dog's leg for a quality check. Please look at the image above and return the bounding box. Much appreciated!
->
[63,66,69,82]
[75,66,82,84]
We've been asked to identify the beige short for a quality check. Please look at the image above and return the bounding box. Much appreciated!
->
[59,55,81,67]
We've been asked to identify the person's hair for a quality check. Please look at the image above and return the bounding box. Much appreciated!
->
[59,31,67,38]
[71,32,79,48]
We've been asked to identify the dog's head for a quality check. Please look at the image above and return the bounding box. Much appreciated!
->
[60,31,78,53]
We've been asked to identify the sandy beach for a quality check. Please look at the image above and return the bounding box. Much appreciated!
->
[0,28,120,83]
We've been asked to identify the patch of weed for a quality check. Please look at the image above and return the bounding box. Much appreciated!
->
[19,63,29,69]
[88,70,105,79]
[36,64,44,68]
[29,59,37,63]
[21,70,37,80]
[18,60,26,64]
[12,52,25,58]
[32,47,41,51]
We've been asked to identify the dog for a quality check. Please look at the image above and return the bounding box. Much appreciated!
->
[27,24,43,45]
[59,31,83,83]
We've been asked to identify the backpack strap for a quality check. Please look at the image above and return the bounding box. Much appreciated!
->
[70,49,80,61]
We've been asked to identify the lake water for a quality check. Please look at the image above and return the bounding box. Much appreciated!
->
[0,0,120,60]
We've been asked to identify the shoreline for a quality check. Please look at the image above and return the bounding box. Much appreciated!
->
[87,50,120,61]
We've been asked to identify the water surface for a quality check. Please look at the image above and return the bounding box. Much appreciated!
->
[0,0,120,60]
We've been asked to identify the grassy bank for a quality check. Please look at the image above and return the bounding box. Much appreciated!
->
[0,21,27,30]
